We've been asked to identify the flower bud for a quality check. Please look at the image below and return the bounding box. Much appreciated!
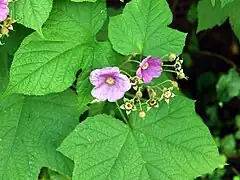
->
[132,52,138,57]
[171,81,179,89]
[168,53,177,62]
[1,27,9,35]
[177,70,188,80]
[138,110,146,118]
[136,90,143,98]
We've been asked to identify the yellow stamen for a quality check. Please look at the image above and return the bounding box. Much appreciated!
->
[105,77,115,85]
[141,62,149,70]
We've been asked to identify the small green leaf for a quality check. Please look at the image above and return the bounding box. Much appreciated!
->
[9,0,53,34]
[0,90,85,179]
[59,96,223,179]
[220,134,236,154]
[235,130,240,140]
[216,68,240,102]
[109,0,186,57]
[6,0,110,95]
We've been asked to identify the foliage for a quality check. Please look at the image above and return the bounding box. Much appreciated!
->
[197,0,240,40]
[1,0,239,179]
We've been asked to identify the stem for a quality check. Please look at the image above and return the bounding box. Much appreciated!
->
[116,102,129,126]
[120,55,133,67]
[163,69,177,73]
[152,80,172,88]
[162,64,175,67]
[128,60,140,64]
[120,70,132,77]
[138,100,143,110]
[161,54,169,59]
[196,51,239,70]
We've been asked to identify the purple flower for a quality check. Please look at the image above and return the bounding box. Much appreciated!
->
[0,0,8,22]
[136,56,163,84]
[90,67,131,102]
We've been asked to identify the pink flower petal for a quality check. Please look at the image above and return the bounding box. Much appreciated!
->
[117,74,131,92]
[90,67,119,86]
[142,71,153,84]
[91,84,108,101]
[136,67,143,79]
[137,56,163,84]
[0,0,8,22]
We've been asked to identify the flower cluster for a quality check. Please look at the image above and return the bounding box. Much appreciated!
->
[89,53,188,118]
[0,0,15,39]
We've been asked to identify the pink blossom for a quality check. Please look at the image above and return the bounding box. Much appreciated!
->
[136,56,163,84]
[90,67,131,102]
[0,0,8,22]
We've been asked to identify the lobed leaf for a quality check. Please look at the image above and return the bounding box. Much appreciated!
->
[6,0,118,95]
[9,0,53,34]
[109,0,186,57]
[59,96,223,180]
[0,90,85,180]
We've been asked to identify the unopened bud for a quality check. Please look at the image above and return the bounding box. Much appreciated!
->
[138,110,146,118]
[177,71,188,80]
[132,52,138,57]
[1,27,9,35]
[136,90,143,98]
[168,53,177,62]
[172,81,179,89]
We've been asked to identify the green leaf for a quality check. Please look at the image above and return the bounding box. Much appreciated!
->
[216,68,240,102]
[72,0,97,2]
[0,51,10,94]
[9,0,53,34]
[48,169,70,180]
[0,90,84,179]
[5,0,114,96]
[77,69,94,107]
[220,0,234,7]
[197,0,227,32]
[59,96,223,179]
[197,0,240,40]
[235,130,240,140]
[109,0,186,57]
[226,0,240,40]
[220,134,236,154]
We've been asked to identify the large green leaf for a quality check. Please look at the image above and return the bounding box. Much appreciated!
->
[0,90,84,179]
[197,0,227,32]
[9,0,52,34]
[5,0,117,96]
[59,96,223,180]
[197,0,240,40]
[216,68,240,102]
[109,0,186,57]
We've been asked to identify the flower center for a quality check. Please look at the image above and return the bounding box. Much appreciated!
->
[141,62,149,70]
[105,77,115,85]
[124,102,133,110]
[164,90,172,99]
